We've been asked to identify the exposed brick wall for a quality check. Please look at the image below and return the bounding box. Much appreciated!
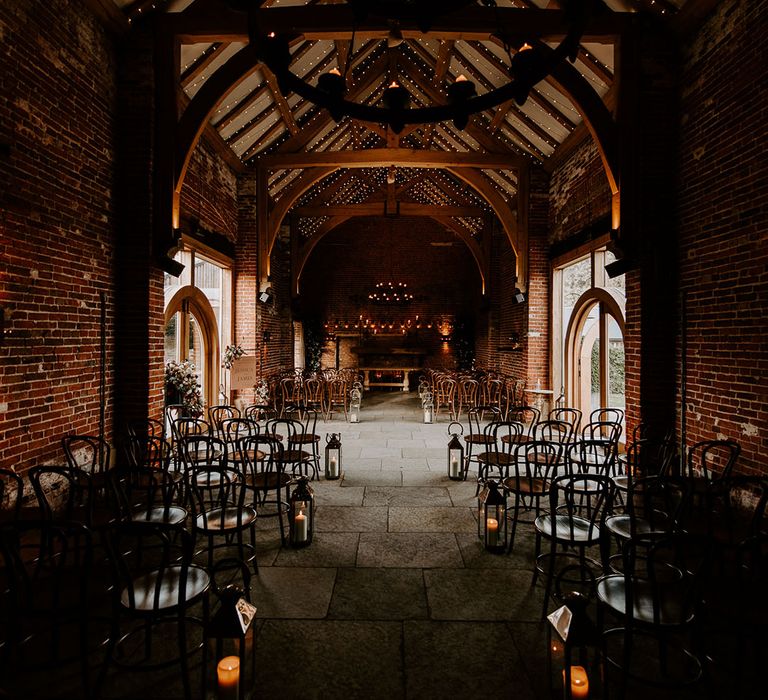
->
[299,217,484,370]
[677,0,768,475]
[261,230,294,375]
[0,0,117,473]
[180,139,238,241]
[549,140,612,245]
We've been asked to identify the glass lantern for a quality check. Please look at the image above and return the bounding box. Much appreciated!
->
[288,476,314,547]
[422,390,434,424]
[547,588,602,699]
[447,422,465,481]
[477,480,507,553]
[325,432,342,480]
[203,574,257,700]
[349,384,362,423]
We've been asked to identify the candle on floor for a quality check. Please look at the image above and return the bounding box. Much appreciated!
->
[295,510,308,543]
[450,457,459,478]
[486,518,499,547]
[329,457,338,478]
[217,656,240,700]
[564,665,589,699]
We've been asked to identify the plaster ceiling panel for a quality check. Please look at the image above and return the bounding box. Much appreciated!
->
[305,121,337,152]
[232,110,282,157]
[581,42,614,74]
[481,170,517,202]
[181,43,213,74]
[515,98,572,144]
[218,87,273,141]
[210,70,267,127]
[292,40,335,80]
[183,42,248,99]
[534,81,583,128]
[452,42,508,90]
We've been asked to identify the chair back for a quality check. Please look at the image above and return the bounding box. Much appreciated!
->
[548,473,613,543]
[180,434,228,472]
[108,466,181,523]
[186,466,249,530]
[537,418,573,445]
[686,439,740,483]
[208,405,241,436]
[623,475,688,539]
[581,420,622,448]
[0,468,24,524]
[549,407,582,435]
[590,407,624,426]
[284,404,319,436]
[239,435,287,489]
[566,438,617,477]
[29,465,90,522]
[62,434,111,476]
[221,417,260,449]
[244,404,275,423]
[126,418,165,440]
[506,405,541,441]
[466,405,501,438]
[511,440,561,491]
[303,377,324,408]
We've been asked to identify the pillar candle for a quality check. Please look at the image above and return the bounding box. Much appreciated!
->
[328,457,338,478]
[294,510,308,543]
[486,518,499,547]
[217,656,240,700]
[564,665,589,699]
[449,457,459,478]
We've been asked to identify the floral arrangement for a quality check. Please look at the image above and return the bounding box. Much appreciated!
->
[165,360,204,416]
[222,343,246,370]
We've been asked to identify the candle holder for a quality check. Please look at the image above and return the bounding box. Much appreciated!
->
[547,581,602,699]
[447,422,465,481]
[477,480,507,553]
[325,432,342,480]
[288,476,314,547]
[203,561,257,700]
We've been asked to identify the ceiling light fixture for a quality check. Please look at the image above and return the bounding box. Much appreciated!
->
[238,0,605,133]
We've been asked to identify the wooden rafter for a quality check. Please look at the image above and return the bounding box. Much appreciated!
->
[180,42,227,89]
[215,84,269,131]
[292,203,486,218]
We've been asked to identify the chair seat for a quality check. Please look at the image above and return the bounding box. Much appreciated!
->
[247,472,292,490]
[532,452,561,467]
[604,514,670,541]
[279,449,311,463]
[613,474,630,491]
[534,513,601,544]
[503,476,548,495]
[464,435,495,445]
[131,505,187,526]
[231,449,265,463]
[477,452,516,467]
[500,434,532,445]
[597,574,694,626]
[196,505,258,532]
[288,434,320,445]
[123,565,210,612]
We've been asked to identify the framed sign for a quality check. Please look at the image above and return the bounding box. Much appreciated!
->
[230,356,258,390]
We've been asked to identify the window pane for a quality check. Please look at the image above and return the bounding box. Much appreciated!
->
[188,313,205,405]
[195,257,222,329]
[164,250,192,307]
[590,335,601,411]
[164,313,180,365]
[562,256,592,352]
[604,250,626,295]
[607,315,625,412]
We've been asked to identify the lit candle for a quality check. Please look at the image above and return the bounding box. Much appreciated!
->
[456,73,468,82]
[486,518,499,547]
[328,456,338,478]
[563,665,589,699]
[329,67,341,76]
[388,81,400,89]
[450,457,460,478]
[294,510,308,543]
[217,656,240,700]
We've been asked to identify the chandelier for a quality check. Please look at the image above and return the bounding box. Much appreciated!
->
[367,282,414,304]
[240,0,603,132]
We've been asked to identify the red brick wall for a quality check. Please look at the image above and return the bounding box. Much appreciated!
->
[0,0,117,472]
[299,216,484,369]
[677,0,768,475]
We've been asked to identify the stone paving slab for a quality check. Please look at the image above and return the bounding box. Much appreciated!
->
[316,505,389,532]
[387,438,426,448]
[360,446,403,458]
[343,457,384,470]
[403,621,538,700]
[388,506,476,533]
[342,471,403,487]
[424,568,544,622]
[363,485,453,507]
[273,532,360,567]
[328,568,429,620]
[252,567,337,618]
[255,620,404,699]
[357,532,464,568]
[388,457,431,471]
[455,532,537,570]
[311,483,366,505]
[402,447,446,459]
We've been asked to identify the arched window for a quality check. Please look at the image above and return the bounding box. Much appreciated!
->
[163,243,232,409]
[553,243,626,421]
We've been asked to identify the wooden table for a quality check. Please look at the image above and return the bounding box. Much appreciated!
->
[360,367,419,391]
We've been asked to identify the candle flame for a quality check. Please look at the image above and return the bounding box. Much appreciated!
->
[268,31,276,38]
[519,42,533,52]
[456,74,468,82]
[388,81,400,89]
[329,67,341,76]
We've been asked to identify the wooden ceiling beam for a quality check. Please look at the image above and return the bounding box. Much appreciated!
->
[293,203,486,218]
[259,148,525,170]
[173,6,630,44]
[215,84,269,131]
[262,67,300,135]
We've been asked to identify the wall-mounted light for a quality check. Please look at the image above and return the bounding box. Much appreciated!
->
[513,288,526,304]
[258,288,273,304]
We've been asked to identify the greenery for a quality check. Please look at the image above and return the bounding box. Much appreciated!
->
[590,341,625,394]
[304,318,325,373]
[164,360,204,416]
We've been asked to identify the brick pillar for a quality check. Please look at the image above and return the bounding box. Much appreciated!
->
[234,169,258,403]
[114,27,165,426]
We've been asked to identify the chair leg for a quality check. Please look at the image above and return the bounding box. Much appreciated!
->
[540,536,558,618]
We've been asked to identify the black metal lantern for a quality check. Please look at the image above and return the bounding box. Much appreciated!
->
[477,480,507,553]
[422,390,434,424]
[547,587,602,699]
[349,385,361,423]
[447,421,465,481]
[289,476,314,547]
[325,432,342,480]
[203,573,257,700]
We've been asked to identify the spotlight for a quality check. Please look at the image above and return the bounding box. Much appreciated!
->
[605,257,638,279]
[258,289,273,304]
[513,288,526,304]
